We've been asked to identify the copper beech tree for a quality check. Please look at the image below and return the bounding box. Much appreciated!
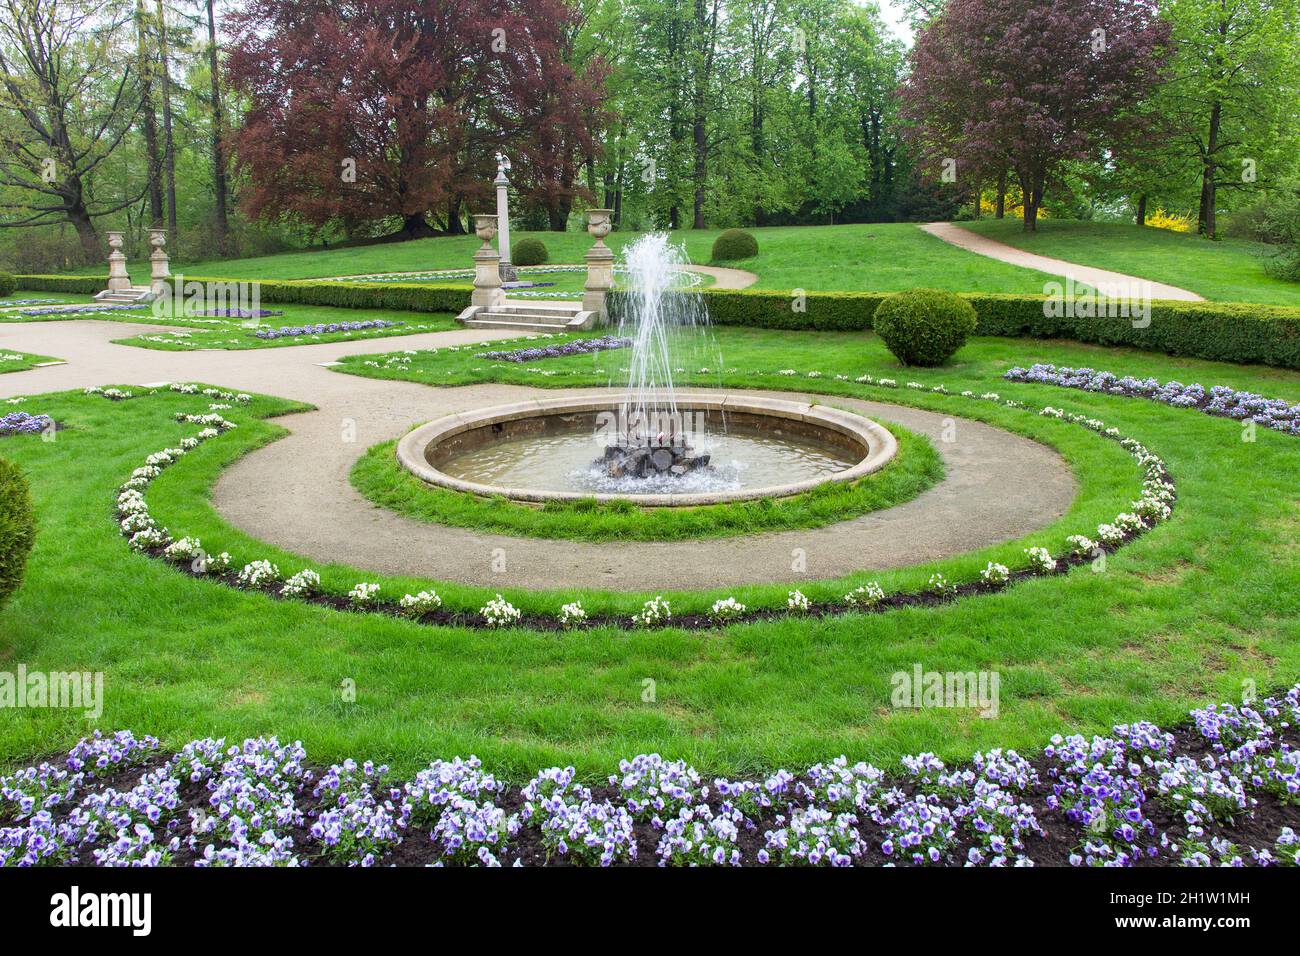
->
[224,0,607,237]
[901,0,1170,230]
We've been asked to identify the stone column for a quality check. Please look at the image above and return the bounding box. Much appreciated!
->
[106,232,131,292]
[471,214,504,309]
[494,163,516,282]
[583,209,615,321]
[148,229,171,296]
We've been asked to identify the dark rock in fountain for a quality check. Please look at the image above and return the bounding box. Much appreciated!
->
[599,442,711,480]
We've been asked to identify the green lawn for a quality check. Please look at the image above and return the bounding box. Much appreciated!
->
[0,350,61,373]
[2,326,1298,777]
[962,219,1300,306]
[68,223,1063,295]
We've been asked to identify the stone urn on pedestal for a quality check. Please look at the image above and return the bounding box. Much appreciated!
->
[148,229,171,297]
[106,232,132,292]
[470,214,505,309]
[583,209,615,321]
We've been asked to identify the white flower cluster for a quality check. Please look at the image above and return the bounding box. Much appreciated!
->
[282,569,321,599]
[399,591,442,617]
[709,597,747,622]
[559,601,587,627]
[348,582,381,608]
[787,590,810,613]
[1066,535,1098,558]
[633,596,671,628]
[237,560,281,589]
[481,594,522,628]
[844,582,884,608]
[84,386,134,401]
[980,562,1010,585]
[1024,547,1056,573]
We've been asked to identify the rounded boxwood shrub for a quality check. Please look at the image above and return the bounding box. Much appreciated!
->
[0,272,16,298]
[0,457,35,611]
[711,229,758,262]
[872,288,978,366]
[512,238,548,267]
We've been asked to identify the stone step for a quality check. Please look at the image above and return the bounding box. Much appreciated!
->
[463,317,586,332]
[476,310,576,326]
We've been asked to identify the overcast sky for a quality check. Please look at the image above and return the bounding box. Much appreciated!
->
[874,0,916,44]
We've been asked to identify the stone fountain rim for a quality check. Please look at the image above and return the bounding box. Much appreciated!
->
[395,391,898,507]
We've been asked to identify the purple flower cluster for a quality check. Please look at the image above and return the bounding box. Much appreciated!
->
[477,335,631,363]
[5,685,1298,867]
[0,411,53,436]
[1005,364,1300,436]
[203,309,283,319]
[17,304,148,317]
[248,320,403,340]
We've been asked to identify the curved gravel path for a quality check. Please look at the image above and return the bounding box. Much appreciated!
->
[920,222,1205,302]
[1,317,1077,591]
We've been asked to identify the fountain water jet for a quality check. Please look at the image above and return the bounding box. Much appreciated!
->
[600,234,719,479]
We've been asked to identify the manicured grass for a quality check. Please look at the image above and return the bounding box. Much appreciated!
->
[0,297,457,350]
[0,350,61,373]
[350,424,943,542]
[962,219,1300,306]
[3,325,1299,778]
[69,224,1062,295]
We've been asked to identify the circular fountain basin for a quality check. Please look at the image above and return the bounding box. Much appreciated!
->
[396,393,897,507]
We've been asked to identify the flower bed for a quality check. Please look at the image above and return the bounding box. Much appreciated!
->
[475,335,631,363]
[247,319,404,340]
[114,380,1176,631]
[3,686,1297,867]
[15,304,149,317]
[1005,364,1300,436]
[0,412,54,436]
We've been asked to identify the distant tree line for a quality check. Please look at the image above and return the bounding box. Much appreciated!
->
[0,0,1296,269]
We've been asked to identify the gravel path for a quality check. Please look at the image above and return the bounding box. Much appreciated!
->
[920,222,1205,302]
[0,319,1076,591]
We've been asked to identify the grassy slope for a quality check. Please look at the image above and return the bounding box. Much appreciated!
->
[2,328,1299,777]
[962,219,1300,306]
[74,224,1063,295]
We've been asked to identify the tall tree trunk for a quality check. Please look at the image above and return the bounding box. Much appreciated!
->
[1199,102,1221,238]
[134,0,164,226]
[1136,194,1147,226]
[69,204,100,263]
[995,170,1007,218]
[206,0,232,255]
[156,0,177,236]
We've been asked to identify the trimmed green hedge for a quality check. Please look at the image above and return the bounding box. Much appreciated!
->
[17,268,1300,368]
[0,457,35,611]
[0,272,15,297]
[14,274,472,314]
[610,289,1300,368]
[14,274,108,294]
[188,278,471,314]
